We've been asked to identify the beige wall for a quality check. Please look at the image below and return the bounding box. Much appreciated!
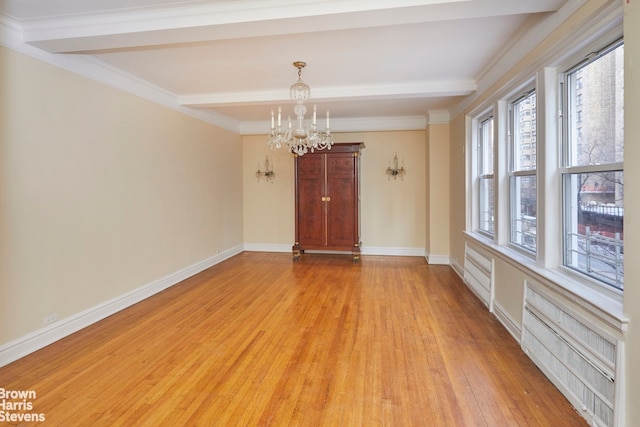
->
[0,46,243,344]
[624,1,639,425]
[426,122,450,260]
[242,130,427,252]
[242,135,296,247]
[449,113,467,270]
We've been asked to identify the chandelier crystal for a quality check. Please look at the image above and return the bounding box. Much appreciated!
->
[267,62,333,156]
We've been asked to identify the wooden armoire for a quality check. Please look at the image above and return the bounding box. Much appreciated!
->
[292,142,364,262]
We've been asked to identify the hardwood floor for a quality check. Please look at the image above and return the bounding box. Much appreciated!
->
[0,252,587,426]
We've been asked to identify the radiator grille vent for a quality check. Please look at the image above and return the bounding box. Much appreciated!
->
[525,287,616,364]
[523,284,617,427]
[463,243,492,307]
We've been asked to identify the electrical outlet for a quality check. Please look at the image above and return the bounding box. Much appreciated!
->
[43,313,58,325]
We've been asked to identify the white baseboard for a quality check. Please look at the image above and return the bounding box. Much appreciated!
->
[243,243,292,253]
[492,301,522,343]
[426,254,450,265]
[244,244,426,257]
[0,245,243,368]
[361,246,425,256]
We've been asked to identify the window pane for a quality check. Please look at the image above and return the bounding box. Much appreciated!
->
[567,43,624,167]
[479,118,493,174]
[478,116,494,236]
[512,92,537,171]
[511,175,537,251]
[479,177,494,234]
[563,172,624,289]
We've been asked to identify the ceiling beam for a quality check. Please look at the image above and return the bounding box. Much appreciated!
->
[19,0,567,53]
[178,80,477,108]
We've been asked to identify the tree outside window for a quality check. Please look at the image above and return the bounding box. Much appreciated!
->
[563,41,624,290]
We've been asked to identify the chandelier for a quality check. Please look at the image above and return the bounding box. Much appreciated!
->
[267,62,333,156]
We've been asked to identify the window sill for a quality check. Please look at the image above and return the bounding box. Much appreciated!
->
[464,231,628,334]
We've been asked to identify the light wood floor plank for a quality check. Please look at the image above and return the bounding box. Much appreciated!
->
[0,252,587,426]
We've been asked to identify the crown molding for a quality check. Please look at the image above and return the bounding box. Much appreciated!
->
[1,14,242,133]
[1,11,447,135]
[1,19,434,136]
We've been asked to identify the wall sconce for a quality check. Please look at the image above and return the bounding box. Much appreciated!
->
[386,152,405,180]
[256,156,276,182]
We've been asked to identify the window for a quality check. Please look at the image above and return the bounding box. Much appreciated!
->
[510,91,537,252]
[562,40,624,290]
[466,23,623,302]
[478,116,494,235]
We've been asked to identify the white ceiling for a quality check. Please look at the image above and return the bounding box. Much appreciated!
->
[0,0,569,133]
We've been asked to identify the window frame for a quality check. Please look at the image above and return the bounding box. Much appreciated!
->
[477,114,495,236]
[559,39,624,291]
[508,89,538,254]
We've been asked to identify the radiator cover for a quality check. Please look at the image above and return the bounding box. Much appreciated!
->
[522,281,620,427]
[463,242,493,308]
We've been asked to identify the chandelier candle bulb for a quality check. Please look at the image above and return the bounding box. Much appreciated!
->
[313,105,317,125]
[278,106,282,127]
[271,110,275,129]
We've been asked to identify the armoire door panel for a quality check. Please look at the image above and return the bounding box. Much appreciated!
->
[297,177,325,245]
[297,155,324,177]
[327,155,356,178]
[327,176,356,247]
